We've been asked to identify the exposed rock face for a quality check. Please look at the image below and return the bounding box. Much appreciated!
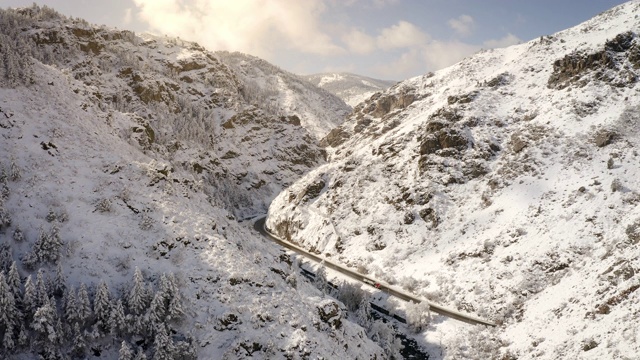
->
[548,31,640,89]
[319,84,422,149]
[317,300,343,329]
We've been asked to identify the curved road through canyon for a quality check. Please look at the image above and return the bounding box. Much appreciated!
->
[254,217,496,327]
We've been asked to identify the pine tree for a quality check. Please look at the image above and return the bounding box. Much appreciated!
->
[0,199,10,230]
[9,157,20,181]
[77,282,92,325]
[173,335,197,360]
[31,297,58,348]
[166,273,184,321]
[109,299,127,337]
[35,268,49,307]
[64,286,78,324]
[119,340,134,360]
[152,324,174,360]
[3,326,15,351]
[0,273,18,336]
[356,296,373,331]
[11,225,24,242]
[71,322,86,357]
[52,262,65,297]
[33,225,63,264]
[128,267,147,315]
[17,322,28,348]
[146,291,165,329]
[7,261,22,303]
[134,348,148,360]
[93,280,111,331]
[23,274,36,316]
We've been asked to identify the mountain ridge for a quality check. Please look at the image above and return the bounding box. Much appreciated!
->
[302,72,397,107]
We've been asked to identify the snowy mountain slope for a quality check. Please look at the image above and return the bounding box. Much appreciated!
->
[303,72,397,107]
[217,52,352,140]
[0,6,347,218]
[0,5,387,359]
[268,2,640,358]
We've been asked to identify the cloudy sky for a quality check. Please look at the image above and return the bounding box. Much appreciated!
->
[2,0,628,80]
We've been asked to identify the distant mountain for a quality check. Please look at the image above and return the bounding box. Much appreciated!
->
[268,1,640,358]
[303,72,396,107]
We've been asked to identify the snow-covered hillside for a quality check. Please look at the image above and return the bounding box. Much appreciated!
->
[0,5,352,218]
[0,5,388,359]
[218,53,352,140]
[268,2,640,358]
[303,72,396,107]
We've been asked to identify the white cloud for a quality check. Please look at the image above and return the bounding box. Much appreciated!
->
[132,0,344,58]
[421,40,478,70]
[122,8,132,25]
[376,21,429,50]
[342,28,376,54]
[483,33,521,48]
[448,14,475,37]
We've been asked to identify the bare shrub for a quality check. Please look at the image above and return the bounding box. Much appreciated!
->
[95,198,112,213]
[626,219,640,244]
[611,178,624,192]
[139,214,153,230]
[400,276,419,293]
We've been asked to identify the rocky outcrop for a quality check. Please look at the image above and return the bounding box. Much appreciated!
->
[317,300,343,329]
[548,31,640,89]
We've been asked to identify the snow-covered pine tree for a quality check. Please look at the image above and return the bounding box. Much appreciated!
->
[146,291,165,331]
[17,323,27,348]
[1,177,8,199]
[52,262,65,297]
[0,198,10,230]
[23,275,36,316]
[119,340,134,360]
[71,321,86,358]
[9,157,20,181]
[166,273,184,321]
[3,325,15,352]
[127,267,148,315]
[152,324,174,360]
[31,297,59,350]
[77,283,92,325]
[11,225,24,242]
[93,280,111,332]
[134,348,148,360]
[173,335,197,360]
[35,268,49,308]
[7,261,22,303]
[355,296,373,331]
[109,299,127,337]
[0,273,18,344]
[64,285,78,324]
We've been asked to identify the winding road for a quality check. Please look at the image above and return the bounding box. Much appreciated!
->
[254,217,496,327]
